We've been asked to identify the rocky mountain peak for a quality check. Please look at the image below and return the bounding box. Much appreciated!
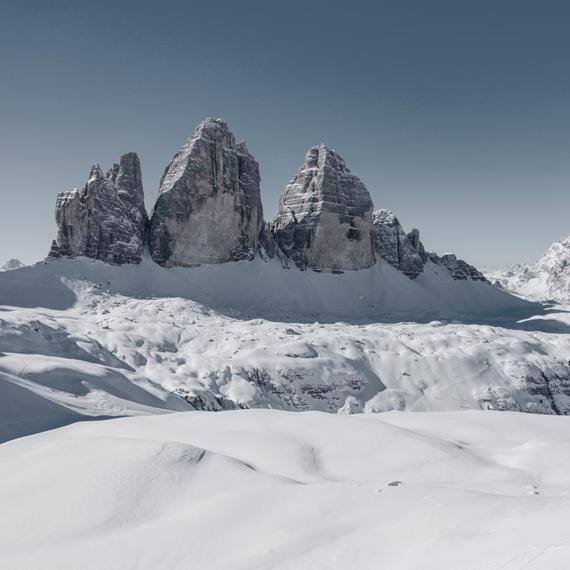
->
[44,118,488,285]
[195,117,231,137]
[272,145,375,272]
[371,209,426,279]
[309,144,349,171]
[106,163,120,183]
[88,164,104,182]
[535,234,570,274]
[429,253,486,281]
[49,153,147,264]
[407,228,421,251]
[487,233,570,302]
[0,258,25,272]
[148,118,263,267]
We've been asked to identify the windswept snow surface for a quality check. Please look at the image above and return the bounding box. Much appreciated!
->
[1,410,570,570]
[1,258,570,442]
[2,258,570,568]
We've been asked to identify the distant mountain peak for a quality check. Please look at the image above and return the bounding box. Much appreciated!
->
[0,258,25,271]
[485,234,570,304]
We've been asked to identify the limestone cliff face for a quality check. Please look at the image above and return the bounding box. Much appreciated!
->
[49,153,147,264]
[46,119,488,285]
[371,209,426,279]
[148,118,263,267]
[428,253,487,281]
[273,145,374,272]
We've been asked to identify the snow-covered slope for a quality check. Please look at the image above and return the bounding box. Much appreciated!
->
[1,409,569,570]
[0,256,534,320]
[487,234,570,304]
[1,257,570,443]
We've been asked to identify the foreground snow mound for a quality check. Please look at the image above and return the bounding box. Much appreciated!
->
[1,410,569,570]
[487,234,570,304]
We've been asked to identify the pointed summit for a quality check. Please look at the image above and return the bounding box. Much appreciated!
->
[371,209,426,279]
[49,153,147,264]
[0,258,25,271]
[272,145,375,272]
[148,118,263,267]
[88,164,104,182]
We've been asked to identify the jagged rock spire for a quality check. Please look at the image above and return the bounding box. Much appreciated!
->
[371,209,426,279]
[45,122,487,283]
[148,118,263,267]
[88,164,104,181]
[49,152,147,264]
[272,144,375,272]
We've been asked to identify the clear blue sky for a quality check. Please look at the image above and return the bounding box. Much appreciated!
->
[1,0,569,267]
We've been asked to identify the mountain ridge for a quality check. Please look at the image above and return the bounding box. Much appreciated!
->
[48,117,485,284]
[486,234,570,304]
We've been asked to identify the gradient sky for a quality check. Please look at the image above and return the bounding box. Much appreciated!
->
[1,0,569,267]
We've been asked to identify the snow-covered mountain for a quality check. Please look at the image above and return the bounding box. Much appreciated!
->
[3,117,570,570]
[1,116,569,443]
[486,234,570,304]
[2,409,569,570]
[0,258,25,271]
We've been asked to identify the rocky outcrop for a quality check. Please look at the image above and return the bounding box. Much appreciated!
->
[49,153,147,264]
[371,209,485,282]
[371,209,426,279]
[429,253,486,281]
[272,144,374,272]
[148,118,263,267]
[44,118,489,285]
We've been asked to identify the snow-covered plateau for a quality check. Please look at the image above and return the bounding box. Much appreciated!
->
[1,409,570,569]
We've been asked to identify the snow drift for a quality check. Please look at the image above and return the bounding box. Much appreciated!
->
[1,409,569,570]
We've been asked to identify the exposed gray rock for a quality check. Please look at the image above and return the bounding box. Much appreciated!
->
[148,118,263,267]
[406,228,427,262]
[0,259,25,272]
[428,252,487,281]
[258,222,277,260]
[371,209,485,282]
[49,153,147,264]
[371,209,425,278]
[273,144,374,272]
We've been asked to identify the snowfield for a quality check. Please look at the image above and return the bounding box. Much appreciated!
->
[2,257,570,568]
[1,409,570,570]
[1,257,570,442]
